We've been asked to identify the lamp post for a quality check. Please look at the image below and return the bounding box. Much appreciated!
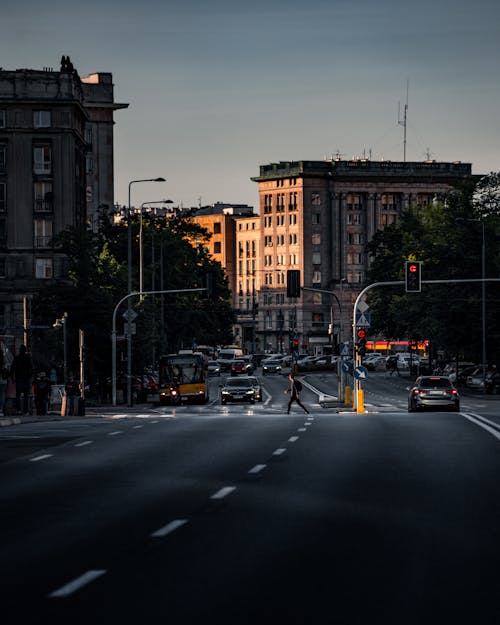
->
[457,218,487,390]
[53,312,68,386]
[139,199,173,297]
[127,178,165,406]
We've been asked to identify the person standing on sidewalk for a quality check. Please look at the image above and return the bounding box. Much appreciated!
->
[285,372,310,414]
[10,344,34,415]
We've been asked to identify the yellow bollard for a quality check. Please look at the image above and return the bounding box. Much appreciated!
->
[357,388,365,413]
[345,386,351,406]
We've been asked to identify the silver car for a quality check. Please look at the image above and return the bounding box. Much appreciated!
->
[408,376,460,412]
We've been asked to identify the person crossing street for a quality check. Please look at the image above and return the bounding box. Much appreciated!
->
[285,372,310,414]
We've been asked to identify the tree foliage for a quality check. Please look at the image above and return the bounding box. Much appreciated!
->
[31,211,235,385]
[366,177,500,363]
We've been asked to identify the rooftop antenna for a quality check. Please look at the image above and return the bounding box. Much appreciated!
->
[398,79,409,162]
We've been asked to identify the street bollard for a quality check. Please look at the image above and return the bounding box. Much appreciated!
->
[357,389,365,413]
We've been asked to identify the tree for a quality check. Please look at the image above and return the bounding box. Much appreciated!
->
[366,181,500,364]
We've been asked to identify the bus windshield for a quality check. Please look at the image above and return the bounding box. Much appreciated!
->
[159,355,204,385]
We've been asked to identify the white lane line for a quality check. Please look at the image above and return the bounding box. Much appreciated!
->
[48,570,106,598]
[151,420,159,424]
[210,486,236,500]
[74,440,93,447]
[30,454,53,462]
[304,422,312,427]
[132,424,144,429]
[288,436,299,443]
[108,431,122,436]
[298,428,307,432]
[151,519,188,538]
[462,413,500,441]
[248,464,267,474]
[307,416,314,421]
[272,448,286,456]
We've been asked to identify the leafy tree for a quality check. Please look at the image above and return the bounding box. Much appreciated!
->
[366,178,500,364]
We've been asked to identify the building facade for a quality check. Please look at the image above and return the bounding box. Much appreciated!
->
[0,57,127,345]
[251,159,474,354]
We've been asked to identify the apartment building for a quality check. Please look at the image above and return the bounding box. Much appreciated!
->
[0,57,127,341]
[251,159,474,354]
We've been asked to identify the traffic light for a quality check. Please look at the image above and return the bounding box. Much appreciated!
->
[405,261,422,292]
[356,328,367,357]
[286,270,301,298]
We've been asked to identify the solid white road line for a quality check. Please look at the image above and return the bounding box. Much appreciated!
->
[462,413,500,441]
[74,440,93,447]
[48,570,106,598]
[210,486,236,500]
[248,464,267,474]
[151,519,188,538]
[30,454,53,462]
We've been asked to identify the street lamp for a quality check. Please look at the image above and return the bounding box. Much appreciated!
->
[457,218,487,390]
[126,178,165,406]
[139,199,173,297]
[53,312,68,386]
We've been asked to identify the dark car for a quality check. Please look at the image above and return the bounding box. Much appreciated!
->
[262,358,283,375]
[240,375,263,402]
[220,377,256,404]
[207,360,221,376]
[408,376,460,412]
[230,359,254,376]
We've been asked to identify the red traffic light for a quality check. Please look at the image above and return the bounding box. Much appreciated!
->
[409,263,418,273]
[357,329,366,339]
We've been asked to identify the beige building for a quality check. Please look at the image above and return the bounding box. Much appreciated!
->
[251,159,474,354]
[0,57,127,343]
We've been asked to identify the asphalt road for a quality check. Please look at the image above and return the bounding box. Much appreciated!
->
[1,373,500,624]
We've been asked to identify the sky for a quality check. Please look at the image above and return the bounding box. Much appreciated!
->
[2,0,500,210]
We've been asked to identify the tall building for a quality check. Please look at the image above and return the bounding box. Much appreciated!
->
[251,159,474,354]
[0,57,127,344]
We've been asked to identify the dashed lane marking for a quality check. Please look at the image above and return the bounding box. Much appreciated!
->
[49,570,106,598]
[151,519,188,538]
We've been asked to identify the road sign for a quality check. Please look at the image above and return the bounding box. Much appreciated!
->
[354,365,369,380]
[357,300,369,313]
[124,322,136,336]
[123,309,138,322]
[355,312,371,327]
[342,361,351,374]
[340,342,350,356]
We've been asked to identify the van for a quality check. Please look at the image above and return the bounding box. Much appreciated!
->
[217,348,244,371]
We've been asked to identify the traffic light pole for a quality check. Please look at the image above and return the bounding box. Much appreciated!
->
[352,277,500,412]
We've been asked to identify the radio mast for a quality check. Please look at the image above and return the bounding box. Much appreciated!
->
[398,80,409,162]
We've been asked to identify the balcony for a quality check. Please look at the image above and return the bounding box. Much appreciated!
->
[34,199,53,213]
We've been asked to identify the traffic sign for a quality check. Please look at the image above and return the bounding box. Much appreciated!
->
[124,322,136,336]
[355,312,371,327]
[123,309,138,322]
[342,361,351,374]
[354,365,369,380]
[340,342,350,356]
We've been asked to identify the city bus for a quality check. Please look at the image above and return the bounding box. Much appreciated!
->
[158,353,208,405]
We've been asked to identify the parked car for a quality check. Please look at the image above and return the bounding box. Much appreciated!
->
[261,358,283,375]
[207,360,221,376]
[466,367,486,390]
[240,375,263,402]
[407,376,460,412]
[219,377,256,404]
[230,359,254,376]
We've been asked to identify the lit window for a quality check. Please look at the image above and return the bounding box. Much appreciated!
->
[34,145,51,174]
[35,258,53,279]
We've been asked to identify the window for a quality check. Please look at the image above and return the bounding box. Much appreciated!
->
[34,145,52,174]
[0,218,6,247]
[0,259,5,279]
[85,126,93,146]
[289,233,298,245]
[347,213,362,225]
[0,183,5,213]
[213,241,222,254]
[347,194,362,210]
[213,222,221,234]
[86,155,93,175]
[34,218,53,247]
[289,214,297,225]
[35,258,53,279]
[312,252,321,265]
[34,111,51,128]
[0,110,5,128]
[312,233,321,245]
[312,312,324,327]
[312,270,321,284]
[312,193,321,206]
[312,213,320,225]
[34,182,53,212]
[0,144,6,173]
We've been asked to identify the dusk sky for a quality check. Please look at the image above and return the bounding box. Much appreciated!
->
[3,0,499,210]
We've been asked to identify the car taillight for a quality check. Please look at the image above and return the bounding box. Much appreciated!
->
[446,389,458,396]
[413,389,425,395]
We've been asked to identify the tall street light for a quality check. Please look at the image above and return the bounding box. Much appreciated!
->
[457,218,487,390]
[127,178,165,406]
[139,199,173,297]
